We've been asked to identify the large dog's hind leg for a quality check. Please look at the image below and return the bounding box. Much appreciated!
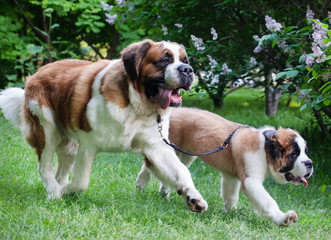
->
[55,139,78,186]
[60,144,96,196]
[220,172,241,212]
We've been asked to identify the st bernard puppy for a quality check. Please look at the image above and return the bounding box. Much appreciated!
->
[137,107,313,225]
[0,40,208,212]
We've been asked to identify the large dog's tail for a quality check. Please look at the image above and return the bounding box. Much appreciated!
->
[0,88,25,128]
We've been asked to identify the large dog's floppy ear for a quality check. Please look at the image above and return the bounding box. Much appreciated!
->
[121,39,153,80]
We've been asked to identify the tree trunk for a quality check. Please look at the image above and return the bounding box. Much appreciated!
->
[313,110,328,138]
[211,95,224,110]
[265,88,283,116]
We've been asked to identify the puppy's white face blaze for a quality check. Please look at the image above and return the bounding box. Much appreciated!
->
[269,133,313,186]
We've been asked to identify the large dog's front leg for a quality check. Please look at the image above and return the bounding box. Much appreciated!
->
[144,146,208,212]
[61,145,96,196]
[243,177,298,226]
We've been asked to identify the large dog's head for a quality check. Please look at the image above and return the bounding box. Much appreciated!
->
[264,128,313,186]
[121,39,194,110]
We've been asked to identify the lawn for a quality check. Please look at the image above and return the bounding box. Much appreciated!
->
[0,89,330,239]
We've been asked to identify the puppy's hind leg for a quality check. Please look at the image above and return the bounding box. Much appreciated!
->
[220,172,241,212]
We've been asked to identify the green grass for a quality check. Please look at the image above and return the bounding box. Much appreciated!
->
[0,89,330,239]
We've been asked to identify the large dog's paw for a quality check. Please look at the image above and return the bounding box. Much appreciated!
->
[178,188,208,213]
[159,183,170,199]
[46,182,62,200]
[136,169,151,190]
[280,210,298,226]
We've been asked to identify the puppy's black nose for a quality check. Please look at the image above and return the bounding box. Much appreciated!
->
[178,64,193,75]
[304,160,313,169]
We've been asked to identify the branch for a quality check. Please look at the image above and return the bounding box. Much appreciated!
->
[12,0,47,42]
[79,34,104,60]
[224,84,244,97]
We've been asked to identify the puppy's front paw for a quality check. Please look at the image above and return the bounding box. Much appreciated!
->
[281,210,298,226]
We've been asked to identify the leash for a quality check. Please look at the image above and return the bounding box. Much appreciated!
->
[157,114,250,156]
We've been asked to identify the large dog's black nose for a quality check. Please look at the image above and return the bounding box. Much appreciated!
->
[304,160,313,169]
[178,64,193,75]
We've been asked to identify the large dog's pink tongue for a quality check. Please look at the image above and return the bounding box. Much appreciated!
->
[300,177,308,187]
[154,88,172,110]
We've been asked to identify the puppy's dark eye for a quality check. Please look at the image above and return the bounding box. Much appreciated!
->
[291,152,298,157]
[182,57,189,64]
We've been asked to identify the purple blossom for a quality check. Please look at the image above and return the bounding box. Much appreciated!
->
[174,23,183,28]
[312,29,330,49]
[265,15,282,32]
[253,35,261,42]
[191,35,205,51]
[220,63,232,75]
[277,40,290,53]
[253,45,263,53]
[249,57,257,67]
[207,55,218,69]
[312,43,326,63]
[305,56,315,67]
[100,1,113,11]
[211,27,218,40]
[297,88,311,102]
[161,25,168,35]
[210,75,219,85]
[105,13,117,25]
[115,0,125,7]
[306,6,315,22]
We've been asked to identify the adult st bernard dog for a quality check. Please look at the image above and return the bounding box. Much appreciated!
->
[0,40,208,212]
[137,107,313,226]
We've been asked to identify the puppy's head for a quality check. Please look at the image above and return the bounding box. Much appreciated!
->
[121,39,194,110]
[264,128,313,186]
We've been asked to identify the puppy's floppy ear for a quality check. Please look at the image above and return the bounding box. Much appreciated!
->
[121,39,153,80]
[264,129,284,159]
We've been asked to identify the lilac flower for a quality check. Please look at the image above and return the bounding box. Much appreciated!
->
[297,88,311,102]
[253,35,261,42]
[265,15,282,32]
[253,45,263,53]
[211,27,218,40]
[105,13,117,24]
[116,0,125,7]
[210,75,219,85]
[161,25,168,35]
[174,23,183,28]
[191,35,205,51]
[306,6,315,22]
[312,43,326,63]
[312,30,330,49]
[207,55,218,69]
[249,57,257,68]
[277,40,290,53]
[100,1,113,11]
[305,56,315,67]
[220,63,232,75]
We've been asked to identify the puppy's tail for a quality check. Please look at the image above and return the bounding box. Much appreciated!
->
[0,88,25,128]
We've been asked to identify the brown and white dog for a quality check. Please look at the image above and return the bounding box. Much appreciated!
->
[0,40,208,212]
[137,107,313,225]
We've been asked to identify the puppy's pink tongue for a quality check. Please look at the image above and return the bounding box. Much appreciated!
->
[300,177,308,187]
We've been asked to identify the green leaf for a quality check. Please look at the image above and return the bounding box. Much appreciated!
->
[323,99,331,106]
[276,72,286,80]
[286,70,299,78]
